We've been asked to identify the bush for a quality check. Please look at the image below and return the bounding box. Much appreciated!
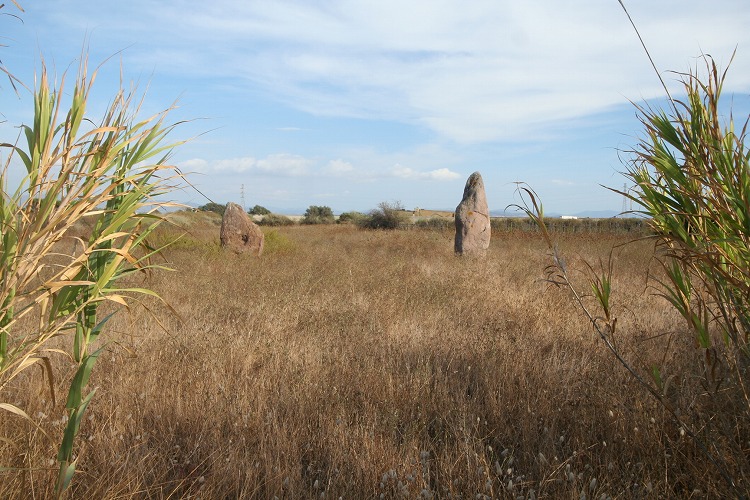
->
[337,211,366,224]
[198,202,226,216]
[302,205,335,225]
[249,204,271,215]
[358,201,411,230]
[258,213,296,226]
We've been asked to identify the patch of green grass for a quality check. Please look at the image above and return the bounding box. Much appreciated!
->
[261,228,297,254]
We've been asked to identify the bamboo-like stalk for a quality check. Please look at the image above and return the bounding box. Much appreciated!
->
[0,56,184,497]
[517,52,750,497]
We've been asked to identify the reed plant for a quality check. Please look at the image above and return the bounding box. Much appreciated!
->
[0,58,182,496]
[625,54,750,493]
[518,53,750,496]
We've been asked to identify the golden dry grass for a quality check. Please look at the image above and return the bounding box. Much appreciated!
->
[0,214,731,498]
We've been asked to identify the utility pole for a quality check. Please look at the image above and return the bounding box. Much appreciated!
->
[240,184,246,212]
[621,183,628,213]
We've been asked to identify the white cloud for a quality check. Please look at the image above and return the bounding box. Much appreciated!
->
[428,168,462,181]
[550,179,576,186]
[391,165,461,181]
[213,157,258,173]
[179,158,209,172]
[184,154,312,177]
[178,152,462,185]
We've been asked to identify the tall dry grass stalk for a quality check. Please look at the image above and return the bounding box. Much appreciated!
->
[0,57,182,496]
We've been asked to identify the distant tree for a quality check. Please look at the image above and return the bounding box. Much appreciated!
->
[358,201,411,230]
[249,205,271,215]
[302,205,335,225]
[198,202,226,216]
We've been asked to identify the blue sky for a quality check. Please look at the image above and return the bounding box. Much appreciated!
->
[2,1,750,215]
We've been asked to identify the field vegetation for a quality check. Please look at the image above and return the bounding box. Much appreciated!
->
[0,215,735,497]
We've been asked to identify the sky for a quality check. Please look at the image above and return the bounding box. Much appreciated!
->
[2,1,750,215]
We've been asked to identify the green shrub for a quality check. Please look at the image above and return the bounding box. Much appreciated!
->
[302,205,335,225]
[198,202,226,216]
[358,201,411,230]
[258,213,296,226]
[337,211,366,224]
[249,204,271,215]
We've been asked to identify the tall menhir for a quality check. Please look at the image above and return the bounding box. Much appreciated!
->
[454,171,490,257]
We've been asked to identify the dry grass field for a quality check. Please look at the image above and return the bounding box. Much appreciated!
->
[0,213,738,498]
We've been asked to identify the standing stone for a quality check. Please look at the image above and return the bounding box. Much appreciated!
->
[220,202,264,256]
[454,171,490,257]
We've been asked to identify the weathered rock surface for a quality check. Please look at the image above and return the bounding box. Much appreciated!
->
[454,171,490,257]
[220,202,264,256]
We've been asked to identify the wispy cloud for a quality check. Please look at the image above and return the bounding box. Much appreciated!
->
[550,179,576,186]
[181,154,462,182]
[428,168,462,181]
[184,154,312,177]
[54,0,750,144]
[391,165,461,181]
[180,158,209,172]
